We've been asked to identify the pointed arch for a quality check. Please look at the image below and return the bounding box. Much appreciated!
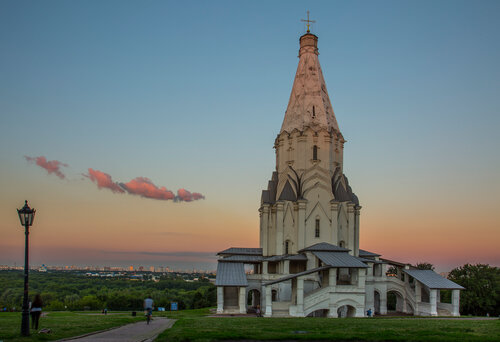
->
[305,201,331,223]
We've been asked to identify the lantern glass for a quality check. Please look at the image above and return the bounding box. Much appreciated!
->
[17,201,35,227]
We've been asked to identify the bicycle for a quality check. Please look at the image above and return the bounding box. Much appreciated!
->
[145,308,152,325]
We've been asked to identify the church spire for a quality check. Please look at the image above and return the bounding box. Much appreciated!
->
[280,31,340,134]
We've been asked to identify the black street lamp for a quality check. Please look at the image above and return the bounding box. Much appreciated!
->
[17,200,36,336]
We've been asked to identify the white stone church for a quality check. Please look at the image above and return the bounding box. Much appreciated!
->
[215,31,464,317]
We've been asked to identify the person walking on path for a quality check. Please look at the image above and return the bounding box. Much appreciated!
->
[144,296,154,324]
[30,294,43,330]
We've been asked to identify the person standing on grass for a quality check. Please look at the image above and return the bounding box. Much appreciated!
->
[30,294,43,330]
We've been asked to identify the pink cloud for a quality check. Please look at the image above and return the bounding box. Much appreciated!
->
[84,168,125,193]
[25,156,68,179]
[176,188,205,202]
[81,167,204,202]
[120,177,175,200]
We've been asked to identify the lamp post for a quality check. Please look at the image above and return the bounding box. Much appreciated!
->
[17,200,36,336]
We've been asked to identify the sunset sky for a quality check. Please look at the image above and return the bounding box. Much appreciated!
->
[1,0,499,272]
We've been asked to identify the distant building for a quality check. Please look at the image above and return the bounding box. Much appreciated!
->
[216,30,463,317]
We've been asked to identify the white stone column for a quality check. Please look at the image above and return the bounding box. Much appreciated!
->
[414,282,421,315]
[429,289,437,316]
[327,295,338,318]
[262,261,268,275]
[330,201,339,245]
[239,287,246,314]
[265,286,272,317]
[358,268,366,289]
[297,200,307,250]
[276,202,284,255]
[347,203,355,254]
[380,290,387,315]
[261,205,270,256]
[217,287,224,313]
[329,268,337,288]
[296,277,304,316]
[283,260,290,275]
[354,207,361,256]
[452,289,460,317]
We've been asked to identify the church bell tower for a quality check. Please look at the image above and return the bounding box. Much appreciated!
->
[259,32,361,257]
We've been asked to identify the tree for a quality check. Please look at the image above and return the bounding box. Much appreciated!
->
[416,262,435,270]
[448,264,500,316]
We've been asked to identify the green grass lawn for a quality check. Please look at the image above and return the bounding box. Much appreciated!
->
[0,311,142,342]
[158,308,500,342]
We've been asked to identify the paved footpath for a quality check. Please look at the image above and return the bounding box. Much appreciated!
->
[60,318,176,342]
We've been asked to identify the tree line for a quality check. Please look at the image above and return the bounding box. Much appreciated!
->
[0,271,216,311]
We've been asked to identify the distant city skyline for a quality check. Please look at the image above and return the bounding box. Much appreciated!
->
[1,1,499,273]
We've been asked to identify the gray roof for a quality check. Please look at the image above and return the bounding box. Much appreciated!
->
[404,270,464,290]
[313,251,369,268]
[357,257,384,264]
[380,258,412,267]
[217,247,263,256]
[220,255,263,263]
[264,254,308,262]
[215,262,248,286]
[264,266,330,286]
[278,180,297,201]
[299,242,350,253]
[359,249,381,257]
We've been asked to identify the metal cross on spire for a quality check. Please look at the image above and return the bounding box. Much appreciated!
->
[301,10,316,33]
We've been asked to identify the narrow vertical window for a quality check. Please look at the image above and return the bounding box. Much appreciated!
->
[315,219,320,238]
[312,105,316,118]
[313,145,318,161]
[339,240,345,248]
[285,240,289,255]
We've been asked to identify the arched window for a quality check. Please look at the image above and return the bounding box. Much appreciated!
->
[313,145,318,161]
[285,240,290,255]
[315,219,320,238]
[339,240,345,248]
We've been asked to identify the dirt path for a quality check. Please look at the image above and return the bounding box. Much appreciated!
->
[60,317,176,342]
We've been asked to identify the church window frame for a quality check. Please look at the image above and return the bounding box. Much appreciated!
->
[339,240,345,248]
[285,240,290,255]
[312,105,316,118]
[315,218,320,238]
[313,145,318,161]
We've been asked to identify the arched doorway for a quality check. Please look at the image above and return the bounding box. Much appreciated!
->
[337,305,356,318]
[374,290,381,315]
[247,289,261,312]
[387,290,404,313]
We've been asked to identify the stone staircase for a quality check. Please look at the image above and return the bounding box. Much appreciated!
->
[303,286,330,316]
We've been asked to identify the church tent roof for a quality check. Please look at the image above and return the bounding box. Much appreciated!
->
[313,251,369,268]
[281,33,340,134]
[217,247,262,256]
[298,242,350,253]
[404,269,464,290]
[215,262,248,287]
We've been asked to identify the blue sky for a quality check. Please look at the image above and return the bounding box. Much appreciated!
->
[0,1,499,271]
